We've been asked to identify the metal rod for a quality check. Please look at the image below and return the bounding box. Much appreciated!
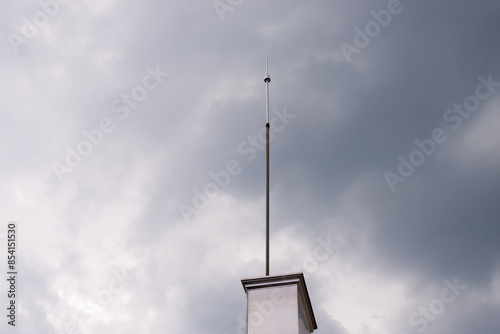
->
[266,123,270,276]
[264,57,271,276]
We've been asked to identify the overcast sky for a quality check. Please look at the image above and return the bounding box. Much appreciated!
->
[1,0,500,333]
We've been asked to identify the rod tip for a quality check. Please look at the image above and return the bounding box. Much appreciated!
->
[265,56,271,82]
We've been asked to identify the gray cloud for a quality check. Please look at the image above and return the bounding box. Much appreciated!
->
[1,0,499,333]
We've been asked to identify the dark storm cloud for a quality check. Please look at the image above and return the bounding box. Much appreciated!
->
[1,0,499,333]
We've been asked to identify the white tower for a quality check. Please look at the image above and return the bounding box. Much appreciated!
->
[240,58,318,334]
[241,273,318,334]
